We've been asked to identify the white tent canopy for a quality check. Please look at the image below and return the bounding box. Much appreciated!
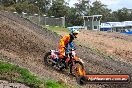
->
[101,21,132,28]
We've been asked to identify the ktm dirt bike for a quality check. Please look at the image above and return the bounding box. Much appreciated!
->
[44,49,86,78]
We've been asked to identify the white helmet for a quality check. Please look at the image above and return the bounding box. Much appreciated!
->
[72,30,80,34]
[71,29,80,38]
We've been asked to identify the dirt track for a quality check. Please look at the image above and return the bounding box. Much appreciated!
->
[0,80,29,88]
[77,30,132,63]
[0,11,132,88]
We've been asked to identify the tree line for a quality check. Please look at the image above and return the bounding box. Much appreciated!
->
[0,0,132,27]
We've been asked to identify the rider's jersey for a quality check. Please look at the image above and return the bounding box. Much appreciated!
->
[59,34,75,53]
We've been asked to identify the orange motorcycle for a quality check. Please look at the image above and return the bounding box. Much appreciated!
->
[44,49,86,79]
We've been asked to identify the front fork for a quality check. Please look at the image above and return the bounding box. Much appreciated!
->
[73,61,86,77]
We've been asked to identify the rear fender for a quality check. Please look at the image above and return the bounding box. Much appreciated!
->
[50,50,59,59]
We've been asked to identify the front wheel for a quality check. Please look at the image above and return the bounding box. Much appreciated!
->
[77,76,87,85]
[70,61,85,77]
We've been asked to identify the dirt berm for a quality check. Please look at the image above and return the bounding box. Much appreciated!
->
[0,11,132,88]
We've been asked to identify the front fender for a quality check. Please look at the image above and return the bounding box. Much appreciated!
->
[73,56,84,64]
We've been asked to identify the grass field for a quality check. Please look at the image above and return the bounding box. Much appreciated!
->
[0,60,68,88]
[43,26,70,33]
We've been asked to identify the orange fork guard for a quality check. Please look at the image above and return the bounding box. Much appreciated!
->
[78,67,86,76]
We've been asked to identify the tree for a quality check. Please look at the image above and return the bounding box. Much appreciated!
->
[90,1,112,22]
[110,11,119,22]
[65,7,83,27]
[47,0,68,17]
[74,0,91,15]
[14,1,39,14]
[116,8,131,21]
[1,0,15,7]
[32,0,51,14]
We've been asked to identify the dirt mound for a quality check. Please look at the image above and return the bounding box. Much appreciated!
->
[0,11,132,88]
[0,11,85,88]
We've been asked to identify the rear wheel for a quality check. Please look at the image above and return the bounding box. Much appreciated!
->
[44,52,53,66]
[70,61,85,77]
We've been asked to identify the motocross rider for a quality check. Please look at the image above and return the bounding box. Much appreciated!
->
[58,29,80,66]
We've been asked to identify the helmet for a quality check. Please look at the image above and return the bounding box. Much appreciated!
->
[70,29,80,38]
[72,30,80,35]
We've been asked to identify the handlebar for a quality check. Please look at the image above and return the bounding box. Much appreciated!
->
[63,47,76,51]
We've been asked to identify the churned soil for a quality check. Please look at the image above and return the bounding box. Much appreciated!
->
[0,11,132,88]
[77,30,132,64]
[0,80,30,88]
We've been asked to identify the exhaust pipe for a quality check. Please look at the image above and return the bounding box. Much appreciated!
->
[48,59,57,64]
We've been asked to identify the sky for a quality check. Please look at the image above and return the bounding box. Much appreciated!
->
[66,0,132,11]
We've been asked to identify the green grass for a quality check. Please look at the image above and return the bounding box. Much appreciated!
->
[45,80,66,88]
[43,26,70,33]
[0,60,68,88]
